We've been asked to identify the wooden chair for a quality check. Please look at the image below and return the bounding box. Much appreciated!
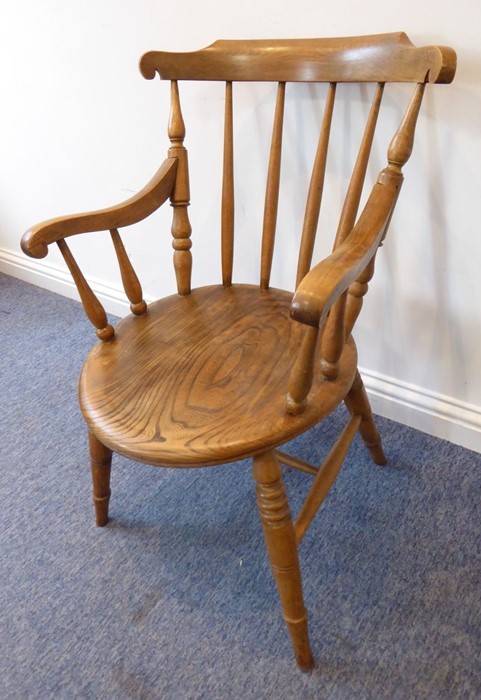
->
[21,33,456,670]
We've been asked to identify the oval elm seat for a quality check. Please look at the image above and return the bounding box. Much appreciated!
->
[79,284,358,467]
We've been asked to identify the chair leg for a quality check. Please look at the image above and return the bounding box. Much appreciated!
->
[344,370,386,465]
[252,450,314,671]
[88,432,112,526]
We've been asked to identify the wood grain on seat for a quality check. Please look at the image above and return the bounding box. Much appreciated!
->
[80,285,357,466]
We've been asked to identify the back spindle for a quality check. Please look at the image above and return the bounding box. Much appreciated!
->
[168,80,192,296]
[343,82,427,337]
[333,83,385,250]
[296,83,337,288]
[110,229,147,315]
[321,83,384,380]
[384,82,425,178]
[57,239,115,341]
[260,82,286,290]
[221,81,234,287]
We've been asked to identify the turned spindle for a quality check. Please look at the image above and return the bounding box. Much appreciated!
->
[57,239,115,341]
[286,326,320,415]
[346,84,427,338]
[296,83,336,287]
[89,432,113,526]
[168,80,192,296]
[294,413,361,543]
[221,81,234,287]
[110,229,147,315]
[260,82,286,291]
[252,451,314,671]
[321,84,384,380]
[386,82,426,176]
[344,371,386,465]
[344,255,376,340]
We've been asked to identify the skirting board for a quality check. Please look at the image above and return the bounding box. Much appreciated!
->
[0,246,141,318]
[361,369,481,454]
[2,246,481,454]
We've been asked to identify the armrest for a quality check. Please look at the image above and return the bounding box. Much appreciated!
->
[290,176,400,328]
[21,157,178,259]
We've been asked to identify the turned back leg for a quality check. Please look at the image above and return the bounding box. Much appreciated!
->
[344,370,386,465]
[252,450,314,671]
[88,432,112,526]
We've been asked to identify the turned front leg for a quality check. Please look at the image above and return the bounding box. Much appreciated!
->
[252,451,314,671]
[88,432,112,526]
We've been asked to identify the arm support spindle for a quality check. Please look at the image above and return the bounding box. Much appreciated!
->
[57,239,115,341]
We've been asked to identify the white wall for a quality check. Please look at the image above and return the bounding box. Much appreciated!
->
[1,0,480,451]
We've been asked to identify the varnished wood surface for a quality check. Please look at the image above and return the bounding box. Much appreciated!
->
[57,238,115,341]
[252,451,314,670]
[290,176,400,329]
[260,82,285,290]
[80,285,357,466]
[221,81,234,286]
[140,33,456,84]
[110,228,147,316]
[22,33,456,670]
[168,81,192,295]
[89,432,112,527]
[294,413,361,543]
[296,82,336,287]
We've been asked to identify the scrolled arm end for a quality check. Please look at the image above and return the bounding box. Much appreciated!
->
[21,228,49,259]
[290,284,330,329]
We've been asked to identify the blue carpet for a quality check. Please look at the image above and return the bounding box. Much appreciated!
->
[1,272,480,699]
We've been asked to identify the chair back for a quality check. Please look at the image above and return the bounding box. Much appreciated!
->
[139,34,456,397]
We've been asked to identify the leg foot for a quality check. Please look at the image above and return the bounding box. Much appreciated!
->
[252,451,314,671]
[88,432,112,526]
[345,371,386,465]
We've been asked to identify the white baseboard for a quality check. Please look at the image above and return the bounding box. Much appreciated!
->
[361,369,481,453]
[2,246,481,454]
[0,246,133,317]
